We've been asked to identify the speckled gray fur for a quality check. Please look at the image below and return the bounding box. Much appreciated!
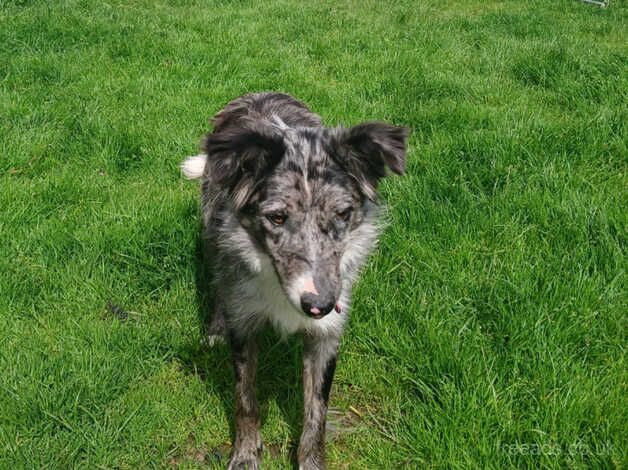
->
[182,92,408,469]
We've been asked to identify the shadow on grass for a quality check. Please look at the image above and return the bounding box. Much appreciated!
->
[175,231,305,468]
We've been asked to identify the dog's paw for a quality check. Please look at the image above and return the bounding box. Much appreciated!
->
[206,334,225,347]
[228,436,263,470]
[227,455,260,470]
[297,446,325,470]
[205,310,226,348]
[298,456,324,470]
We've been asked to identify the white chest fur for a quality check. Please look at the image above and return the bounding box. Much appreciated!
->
[227,255,347,337]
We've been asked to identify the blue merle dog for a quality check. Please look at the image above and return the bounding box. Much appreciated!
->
[182,92,408,469]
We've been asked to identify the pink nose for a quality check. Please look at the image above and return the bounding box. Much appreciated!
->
[303,277,319,295]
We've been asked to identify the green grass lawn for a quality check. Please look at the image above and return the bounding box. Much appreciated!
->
[1,0,626,468]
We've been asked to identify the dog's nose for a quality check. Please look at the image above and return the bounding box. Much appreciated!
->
[300,294,335,318]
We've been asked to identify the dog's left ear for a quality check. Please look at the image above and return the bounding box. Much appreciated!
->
[329,122,410,200]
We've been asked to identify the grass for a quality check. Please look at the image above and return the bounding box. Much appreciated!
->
[0,0,626,468]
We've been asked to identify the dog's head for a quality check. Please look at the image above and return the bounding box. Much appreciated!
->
[202,118,409,319]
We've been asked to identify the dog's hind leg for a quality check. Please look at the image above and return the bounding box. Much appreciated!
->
[228,330,263,470]
[298,333,340,470]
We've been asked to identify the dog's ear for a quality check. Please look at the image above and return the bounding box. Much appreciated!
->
[329,122,409,200]
[203,121,285,209]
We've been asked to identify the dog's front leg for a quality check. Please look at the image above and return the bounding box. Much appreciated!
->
[298,333,339,470]
[228,330,262,470]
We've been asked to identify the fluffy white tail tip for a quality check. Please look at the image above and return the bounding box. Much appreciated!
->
[181,154,207,179]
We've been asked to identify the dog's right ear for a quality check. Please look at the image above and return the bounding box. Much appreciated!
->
[203,121,285,209]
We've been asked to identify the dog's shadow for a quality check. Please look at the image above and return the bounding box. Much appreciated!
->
[176,232,304,468]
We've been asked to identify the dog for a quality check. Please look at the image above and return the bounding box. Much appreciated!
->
[182,92,408,469]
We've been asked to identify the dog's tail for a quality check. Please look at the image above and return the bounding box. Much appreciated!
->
[181,154,207,180]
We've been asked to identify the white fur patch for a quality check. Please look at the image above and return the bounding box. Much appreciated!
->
[206,334,225,347]
[181,154,207,179]
[228,255,346,338]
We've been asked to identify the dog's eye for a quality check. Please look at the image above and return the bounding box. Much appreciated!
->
[336,208,352,222]
[267,213,287,226]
